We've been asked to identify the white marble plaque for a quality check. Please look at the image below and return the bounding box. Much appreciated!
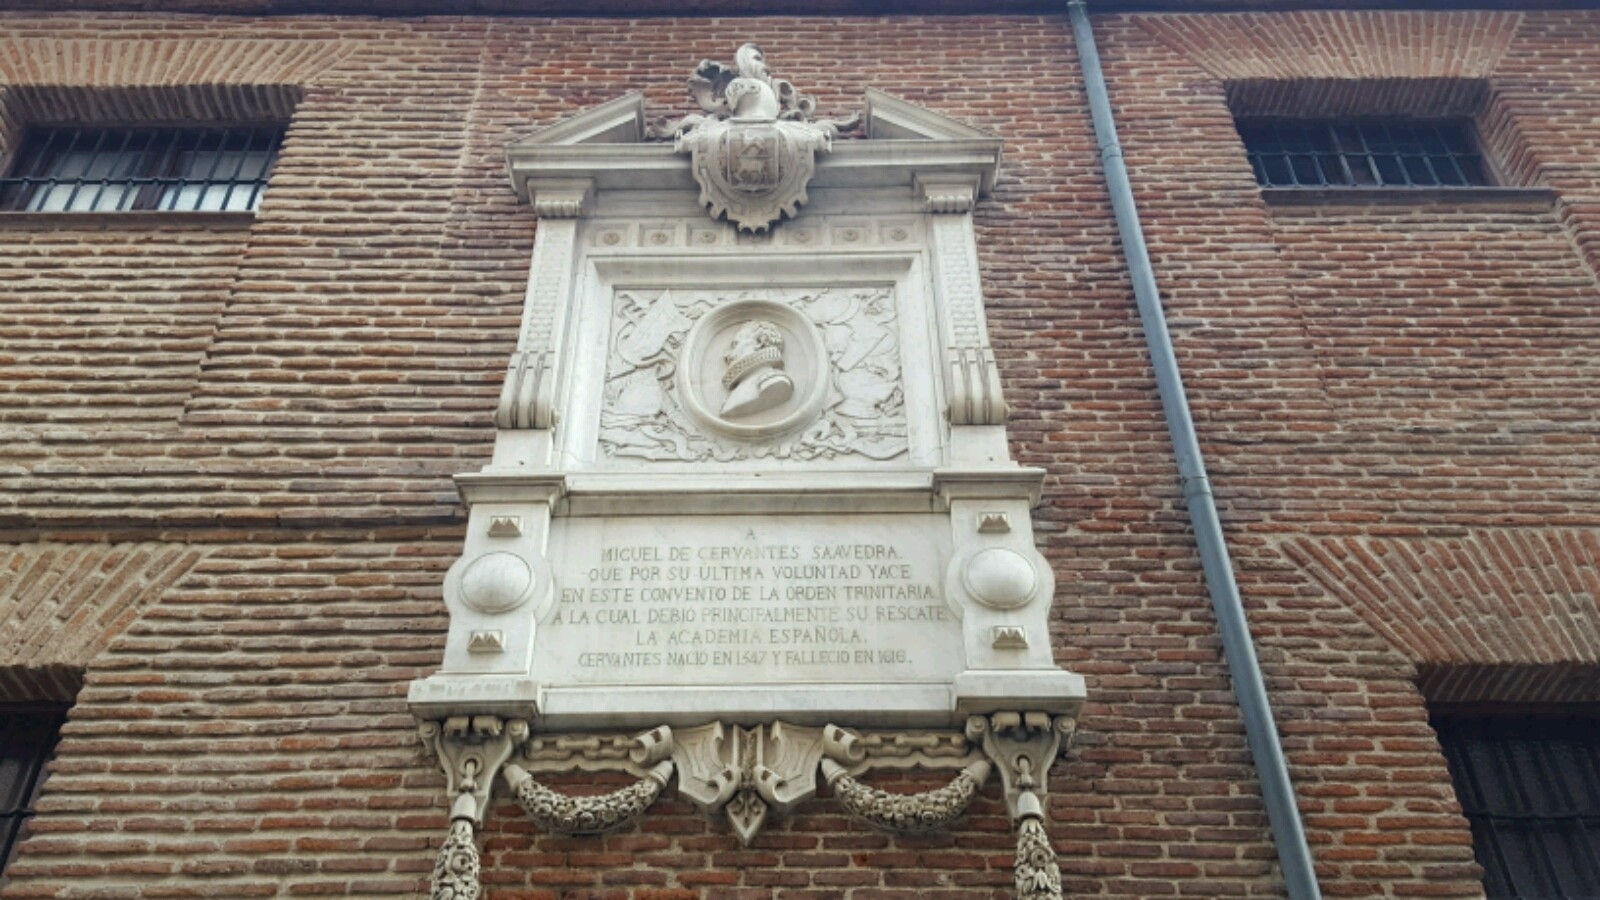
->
[410,91,1089,728]
[536,515,960,686]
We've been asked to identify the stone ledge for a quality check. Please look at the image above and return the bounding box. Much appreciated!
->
[0,210,257,228]
[1259,185,1558,207]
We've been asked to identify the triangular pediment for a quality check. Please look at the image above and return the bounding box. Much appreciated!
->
[506,89,1001,203]
[513,89,992,148]
[863,89,994,141]
[510,92,647,148]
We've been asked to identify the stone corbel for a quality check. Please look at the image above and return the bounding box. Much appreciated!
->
[916,174,980,214]
[968,712,1076,900]
[528,178,593,219]
[419,716,527,900]
[502,725,675,834]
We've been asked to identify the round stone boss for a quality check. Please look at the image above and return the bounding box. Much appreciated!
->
[459,551,541,614]
[961,547,1040,610]
[676,298,829,440]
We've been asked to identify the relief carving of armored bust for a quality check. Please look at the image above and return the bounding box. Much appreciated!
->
[598,289,908,463]
[720,321,794,419]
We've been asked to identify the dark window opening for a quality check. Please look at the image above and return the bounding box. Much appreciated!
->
[1433,713,1600,900]
[1238,119,1491,189]
[0,126,284,213]
[0,705,70,878]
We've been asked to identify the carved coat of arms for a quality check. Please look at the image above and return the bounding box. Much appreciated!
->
[663,45,858,232]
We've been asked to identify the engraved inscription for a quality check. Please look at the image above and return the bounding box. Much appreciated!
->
[537,518,961,685]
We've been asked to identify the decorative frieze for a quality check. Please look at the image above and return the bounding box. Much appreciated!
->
[587,216,921,251]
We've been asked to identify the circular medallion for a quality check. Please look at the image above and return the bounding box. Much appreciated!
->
[676,299,828,440]
[962,548,1038,610]
[459,552,536,614]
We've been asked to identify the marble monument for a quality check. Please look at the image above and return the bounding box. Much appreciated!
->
[410,44,1085,899]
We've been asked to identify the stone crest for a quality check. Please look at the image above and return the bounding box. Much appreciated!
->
[662,44,859,232]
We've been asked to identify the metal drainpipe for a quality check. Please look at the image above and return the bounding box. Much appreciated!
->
[1065,3,1323,897]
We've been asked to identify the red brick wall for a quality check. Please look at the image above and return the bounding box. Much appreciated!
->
[0,9,1597,899]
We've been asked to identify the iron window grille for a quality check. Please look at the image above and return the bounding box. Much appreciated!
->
[0,705,70,877]
[1238,118,1491,189]
[0,126,284,213]
[1433,714,1600,899]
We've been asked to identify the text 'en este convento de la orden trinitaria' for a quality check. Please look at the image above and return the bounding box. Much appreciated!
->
[405,42,1086,900]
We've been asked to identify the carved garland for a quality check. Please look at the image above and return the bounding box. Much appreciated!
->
[503,761,674,834]
[822,757,991,833]
[422,715,1072,900]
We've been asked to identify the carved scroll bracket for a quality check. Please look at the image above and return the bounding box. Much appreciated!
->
[948,343,1008,426]
[419,716,526,900]
[419,716,527,825]
[967,711,1073,820]
[968,712,1076,900]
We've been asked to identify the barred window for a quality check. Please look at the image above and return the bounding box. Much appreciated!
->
[1238,119,1491,189]
[0,706,69,876]
[0,126,284,213]
[1433,714,1600,899]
